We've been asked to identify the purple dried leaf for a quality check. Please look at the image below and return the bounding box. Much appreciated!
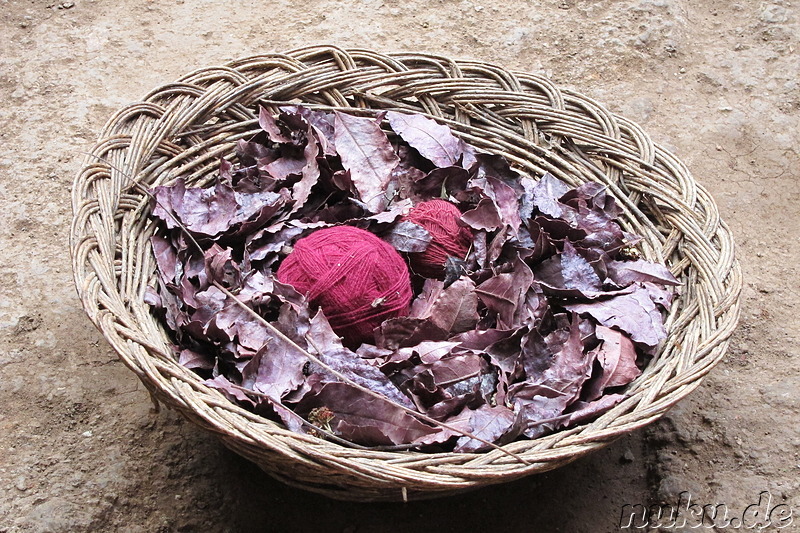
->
[564,181,621,220]
[273,292,311,348]
[207,376,308,434]
[524,314,591,396]
[467,230,488,270]
[583,326,641,401]
[519,175,538,222]
[204,375,257,407]
[529,176,627,253]
[424,396,477,423]
[605,259,680,287]
[150,178,187,231]
[395,352,488,414]
[306,310,414,408]
[484,226,512,266]
[151,179,246,238]
[143,286,161,307]
[531,214,586,245]
[281,105,337,156]
[469,176,522,232]
[151,235,179,283]
[235,138,276,169]
[565,393,627,426]
[511,387,572,439]
[533,240,607,298]
[156,280,188,332]
[246,220,328,263]
[442,257,468,288]
[564,285,667,347]
[452,327,520,352]
[267,399,309,434]
[643,281,675,310]
[375,317,449,350]
[408,277,479,334]
[559,241,603,290]
[460,198,503,232]
[258,106,292,143]
[185,285,227,334]
[428,353,485,388]
[414,341,461,364]
[334,111,399,213]
[179,182,240,237]
[366,198,414,225]
[355,344,394,361]
[296,381,439,446]
[474,257,535,329]
[179,348,215,371]
[512,314,595,437]
[236,270,275,305]
[259,153,307,182]
[241,336,307,400]
[411,407,474,446]
[229,190,287,237]
[204,244,241,288]
[482,328,526,379]
[531,173,572,218]
[386,153,427,203]
[330,169,353,192]
[287,124,322,214]
[383,221,432,253]
[412,166,470,199]
[313,200,366,225]
[468,153,522,186]
[454,405,521,453]
[386,111,476,168]
[238,293,311,398]
[234,319,272,353]
[210,297,248,340]
[519,328,551,382]
[219,157,234,183]
[566,196,626,252]
[235,168,278,195]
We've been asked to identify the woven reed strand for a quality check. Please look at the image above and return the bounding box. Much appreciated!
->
[70,46,742,502]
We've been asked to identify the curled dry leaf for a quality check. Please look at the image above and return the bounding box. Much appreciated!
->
[334,111,399,213]
[382,221,432,253]
[408,277,479,335]
[386,111,476,169]
[583,326,641,401]
[295,381,439,446]
[454,405,521,453]
[305,310,415,409]
[564,285,667,347]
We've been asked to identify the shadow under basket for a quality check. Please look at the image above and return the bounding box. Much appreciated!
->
[70,46,742,502]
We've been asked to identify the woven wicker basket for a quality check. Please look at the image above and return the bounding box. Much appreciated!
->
[70,46,741,502]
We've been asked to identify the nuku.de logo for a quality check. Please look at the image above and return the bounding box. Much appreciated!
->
[619,491,793,529]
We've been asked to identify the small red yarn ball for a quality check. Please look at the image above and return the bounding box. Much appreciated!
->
[276,226,413,347]
[402,199,474,279]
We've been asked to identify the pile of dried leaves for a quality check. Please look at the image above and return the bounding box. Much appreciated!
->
[145,106,679,451]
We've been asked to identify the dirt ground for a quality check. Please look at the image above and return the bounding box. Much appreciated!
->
[1,0,798,531]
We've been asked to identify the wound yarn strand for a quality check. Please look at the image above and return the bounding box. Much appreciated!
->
[277,225,412,347]
[403,199,473,279]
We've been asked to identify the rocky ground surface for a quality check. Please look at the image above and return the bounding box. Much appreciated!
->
[0,0,798,531]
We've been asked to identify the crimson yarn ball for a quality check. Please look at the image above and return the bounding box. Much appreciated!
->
[276,226,413,347]
[403,199,474,279]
